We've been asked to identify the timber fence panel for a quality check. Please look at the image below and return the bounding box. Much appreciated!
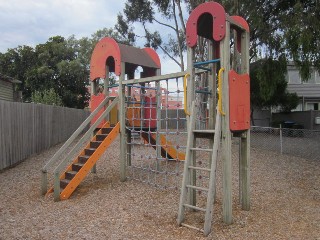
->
[161,109,186,130]
[0,100,89,170]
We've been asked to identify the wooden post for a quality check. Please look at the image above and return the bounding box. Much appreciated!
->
[155,69,161,171]
[90,79,97,174]
[127,72,134,167]
[240,131,250,210]
[208,40,216,130]
[208,40,218,202]
[104,66,110,121]
[119,62,127,182]
[208,40,215,167]
[220,21,233,224]
[239,29,250,211]
[186,47,196,207]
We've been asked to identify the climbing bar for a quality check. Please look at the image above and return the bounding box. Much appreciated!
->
[123,69,207,85]
[106,84,119,88]
[183,73,190,116]
[218,68,226,116]
[195,90,212,95]
[194,59,220,66]
[124,71,187,85]
[194,66,212,72]
[127,84,157,90]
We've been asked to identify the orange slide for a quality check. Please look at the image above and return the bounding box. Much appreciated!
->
[140,132,185,161]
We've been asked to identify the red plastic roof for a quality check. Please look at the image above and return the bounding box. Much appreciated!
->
[90,37,160,80]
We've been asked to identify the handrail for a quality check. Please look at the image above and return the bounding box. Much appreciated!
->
[218,68,226,116]
[42,96,110,173]
[183,73,190,116]
[52,97,119,200]
[123,69,207,85]
[54,96,119,175]
[41,96,113,195]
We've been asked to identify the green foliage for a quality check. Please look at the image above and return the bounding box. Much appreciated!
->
[0,28,129,108]
[116,0,320,81]
[117,0,189,70]
[31,88,63,106]
[0,36,90,108]
[250,56,299,112]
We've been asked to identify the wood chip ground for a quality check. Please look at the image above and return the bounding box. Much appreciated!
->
[0,136,319,239]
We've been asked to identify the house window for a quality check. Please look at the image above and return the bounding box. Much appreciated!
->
[306,102,319,110]
[316,71,320,83]
[307,69,316,83]
[288,70,301,84]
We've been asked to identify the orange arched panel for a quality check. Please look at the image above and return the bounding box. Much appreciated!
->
[90,37,121,80]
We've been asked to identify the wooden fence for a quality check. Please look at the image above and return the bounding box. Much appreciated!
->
[160,109,186,130]
[0,100,90,170]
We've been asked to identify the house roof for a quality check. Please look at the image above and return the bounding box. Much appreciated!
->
[0,73,22,84]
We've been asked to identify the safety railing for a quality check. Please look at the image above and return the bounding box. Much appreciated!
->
[41,96,119,195]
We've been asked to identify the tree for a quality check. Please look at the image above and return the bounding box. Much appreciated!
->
[217,0,320,80]
[23,36,90,108]
[250,56,299,124]
[0,45,37,97]
[31,88,63,106]
[0,36,90,108]
[116,0,188,71]
[116,1,320,80]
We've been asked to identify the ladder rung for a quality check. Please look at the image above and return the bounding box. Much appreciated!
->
[190,147,212,152]
[183,204,206,212]
[193,130,215,139]
[193,129,215,133]
[186,185,209,192]
[181,223,204,233]
[188,166,211,172]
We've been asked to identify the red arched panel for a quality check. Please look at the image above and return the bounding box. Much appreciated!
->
[186,2,226,47]
[90,37,121,80]
[143,48,161,69]
[230,16,250,53]
[231,16,250,32]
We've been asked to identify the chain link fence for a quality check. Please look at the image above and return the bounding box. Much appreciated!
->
[251,126,320,160]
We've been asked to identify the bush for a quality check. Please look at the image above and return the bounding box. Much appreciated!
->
[31,88,63,106]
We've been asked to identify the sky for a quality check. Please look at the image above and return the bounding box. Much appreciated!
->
[0,0,181,74]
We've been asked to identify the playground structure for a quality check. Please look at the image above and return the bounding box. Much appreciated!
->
[41,1,250,236]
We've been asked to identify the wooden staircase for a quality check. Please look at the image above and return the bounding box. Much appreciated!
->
[47,121,120,200]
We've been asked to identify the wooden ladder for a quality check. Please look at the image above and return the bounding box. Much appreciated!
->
[47,121,120,200]
[177,102,221,236]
